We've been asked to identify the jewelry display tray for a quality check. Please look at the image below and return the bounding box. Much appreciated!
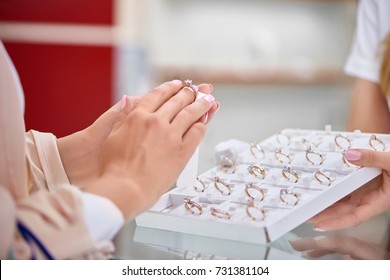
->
[136,128,386,244]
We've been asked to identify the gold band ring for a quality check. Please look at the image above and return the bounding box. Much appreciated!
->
[276,131,291,146]
[219,156,236,174]
[183,79,199,93]
[246,203,266,221]
[250,142,265,159]
[213,176,232,196]
[335,134,351,150]
[247,164,266,179]
[245,182,265,202]
[281,167,300,183]
[184,198,202,215]
[305,147,324,165]
[369,135,386,151]
[314,170,332,186]
[274,148,292,164]
[279,189,299,206]
[194,177,207,192]
[210,207,232,220]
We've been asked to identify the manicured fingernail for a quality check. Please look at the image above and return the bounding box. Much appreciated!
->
[203,112,209,123]
[313,227,326,232]
[171,79,182,85]
[120,95,127,111]
[344,150,361,161]
[203,95,215,103]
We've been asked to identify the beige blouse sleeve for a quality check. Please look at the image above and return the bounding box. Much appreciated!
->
[15,130,96,259]
[25,130,70,193]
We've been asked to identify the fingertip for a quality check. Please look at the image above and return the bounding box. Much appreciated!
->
[171,79,183,86]
[198,83,214,94]
[344,149,362,162]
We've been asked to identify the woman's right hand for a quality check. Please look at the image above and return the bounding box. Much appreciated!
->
[84,80,218,220]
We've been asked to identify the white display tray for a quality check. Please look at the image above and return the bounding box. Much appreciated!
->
[136,128,386,244]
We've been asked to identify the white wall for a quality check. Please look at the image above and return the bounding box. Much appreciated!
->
[115,0,357,171]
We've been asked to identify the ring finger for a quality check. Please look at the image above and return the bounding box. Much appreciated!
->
[157,86,197,122]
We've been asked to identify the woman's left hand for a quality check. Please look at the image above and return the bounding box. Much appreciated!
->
[57,83,217,187]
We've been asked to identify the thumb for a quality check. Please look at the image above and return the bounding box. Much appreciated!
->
[344,149,390,171]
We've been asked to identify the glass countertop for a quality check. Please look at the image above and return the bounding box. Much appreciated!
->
[113,211,390,260]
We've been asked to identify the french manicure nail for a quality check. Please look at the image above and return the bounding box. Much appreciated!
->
[203,95,215,103]
[120,95,127,111]
[172,79,182,85]
[344,150,361,161]
[313,227,327,232]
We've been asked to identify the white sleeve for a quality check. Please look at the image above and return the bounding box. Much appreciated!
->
[80,192,124,242]
[344,0,381,83]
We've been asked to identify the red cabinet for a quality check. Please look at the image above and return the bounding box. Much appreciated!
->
[0,0,114,137]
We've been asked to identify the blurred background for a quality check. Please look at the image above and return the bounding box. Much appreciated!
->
[0,0,356,172]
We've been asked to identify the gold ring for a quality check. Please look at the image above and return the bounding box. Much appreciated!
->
[250,142,265,159]
[314,170,332,186]
[244,182,265,202]
[213,176,232,196]
[274,148,292,164]
[184,198,202,215]
[210,207,232,219]
[194,177,207,192]
[218,156,236,174]
[369,134,386,151]
[183,79,198,93]
[276,131,291,146]
[247,164,266,179]
[281,167,300,183]
[305,147,324,165]
[246,202,266,221]
[335,134,351,150]
[279,189,299,206]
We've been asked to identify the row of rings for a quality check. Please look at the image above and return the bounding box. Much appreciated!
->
[255,132,386,156]
[185,186,299,218]
[245,182,301,206]
[184,198,265,221]
[274,147,324,165]
[335,134,386,151]
[195,176,233,195]
[248,164,332,186]
[184,199,231,219]
[196,167,332,195]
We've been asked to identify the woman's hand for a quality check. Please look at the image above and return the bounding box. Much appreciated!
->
[57,82,217,188]
[83,80,218,219]
[310,149,390,231]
